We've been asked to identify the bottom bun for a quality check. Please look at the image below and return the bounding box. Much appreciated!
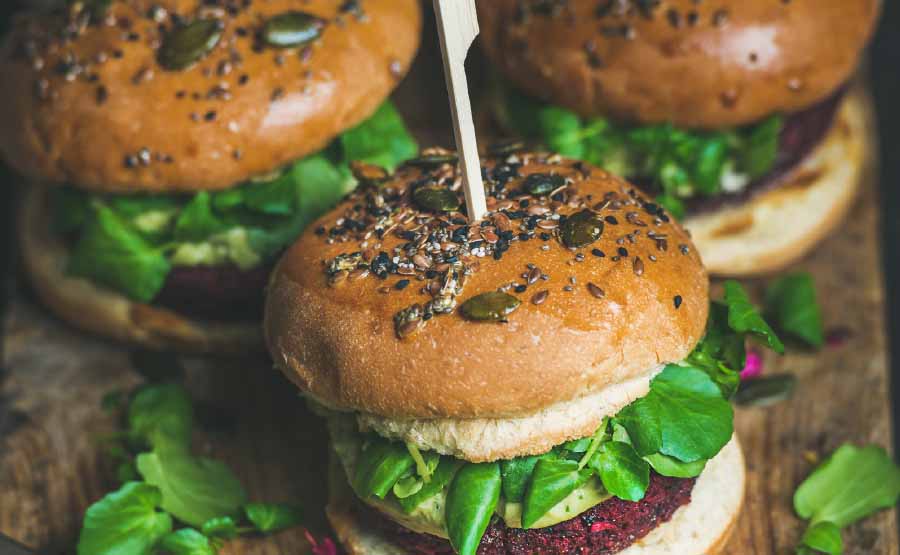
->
[685,83,875,276]
[327,437,744,555]
[18,185,263,354]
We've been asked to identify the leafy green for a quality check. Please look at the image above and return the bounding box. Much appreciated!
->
[500,455,547,503]
[588,442,650,501]
[76,482,172,555]
[739,115,782,179]
[795,444,900,527]
[643,453,707,478]
[157,528,216,555]
[794,444,900,554]
[200,516,237,539]
[521,459,592,528]
[798,521,842,555]
[723,280,785,354]
[136,451,247,527]
[765,273,824,348]
[173,192,228,241]
[615,365,733,463]
[56,100,415,302]
[339,101,418,170]
[445,463,501,555]
[68,202,171,302]
[353,439,415,499]
[128,384,194,451]
[244,503,304,533]
[397,458,464,513]
[503,86,783,202]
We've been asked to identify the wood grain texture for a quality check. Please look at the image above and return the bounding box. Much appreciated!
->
[0,17,896,555]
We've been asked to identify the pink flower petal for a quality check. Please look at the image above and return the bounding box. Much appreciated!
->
[305,529,341,555]
[740,349,763,380]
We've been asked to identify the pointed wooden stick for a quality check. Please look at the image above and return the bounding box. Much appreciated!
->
[433,0,487,222]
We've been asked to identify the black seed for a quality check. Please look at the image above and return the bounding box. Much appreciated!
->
[674,295,683,309]
[591,248,605,258]
[604,216,618,225]
[617,247,628,257]
[395,279,410,291]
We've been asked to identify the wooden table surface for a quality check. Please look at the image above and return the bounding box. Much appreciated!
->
[1,13,897,555]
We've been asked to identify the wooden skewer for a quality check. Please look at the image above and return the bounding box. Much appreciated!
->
[433,0,487,222]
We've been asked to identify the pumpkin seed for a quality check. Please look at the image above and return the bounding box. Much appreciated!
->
[263,11,325,48]
[734,374,796,407]
[523,173,564,196]
[560,210,604,248]
[158,19,224,71]
[488,139,526,157]
[460,291,521,321]
[406,154,458,167]
[350,161,389,187]
[413,187,460,212]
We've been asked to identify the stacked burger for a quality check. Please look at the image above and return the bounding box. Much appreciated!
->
[0,0,421,351]
[478,0,880,275]
[265,147,783,554]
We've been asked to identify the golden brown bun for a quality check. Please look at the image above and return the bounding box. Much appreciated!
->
[18,185,263,353]
[478,0,879,128]
[266,152,708,419]
[326,437,745,555]
[688,82,874,276]
[0,0,420,193]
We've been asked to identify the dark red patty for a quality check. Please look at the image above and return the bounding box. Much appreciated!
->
[154,262,272,320]
[361,472,695,555]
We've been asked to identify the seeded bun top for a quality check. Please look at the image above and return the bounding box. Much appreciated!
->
[265,148,708,419]
[478,0,879,129]
[0,0,420,193]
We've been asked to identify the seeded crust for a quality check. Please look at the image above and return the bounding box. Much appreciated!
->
[326,437,745,555]
[685,83,874,276]
[477,0,879,129]
[18,184,263,353]
[356,366,660,463]
[265,155,708,419]
[0,0,421,193]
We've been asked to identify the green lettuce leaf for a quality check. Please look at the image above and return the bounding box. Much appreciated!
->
[156,528,216,555]
[723,280,785,354]
[68,202,171,302]
[615,365,733,463]
[339,101,418,170]
[445,463,501,555]
[76,482,172,555]
[765,273,824,348]
[588,442,650,501]
[244,503,303,533]
[128,384,194,452]
[798,521,842,555]
[353,439,415,500]
[136,451,247,527]
[200,516,237,539]
[521,459,592,528]
[397,458,464,513]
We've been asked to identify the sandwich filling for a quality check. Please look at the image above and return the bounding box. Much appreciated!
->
[323,282,782,555]
[497,83,844,219]
[49,101,416,316]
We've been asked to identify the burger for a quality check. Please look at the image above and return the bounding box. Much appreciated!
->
[477,0,879,275]
[0,0,421,352]
[264,147,784,554]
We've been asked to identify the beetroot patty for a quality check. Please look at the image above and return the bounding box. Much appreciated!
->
[361,472,695,555]
[685,89,844,215]
[154,262,272,320]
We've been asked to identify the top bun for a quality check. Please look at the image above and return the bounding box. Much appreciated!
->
[265,148,708,419]
[478,0,879,129]
[0,0,421,193]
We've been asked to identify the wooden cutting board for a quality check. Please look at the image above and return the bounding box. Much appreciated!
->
[1,13,897,555]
